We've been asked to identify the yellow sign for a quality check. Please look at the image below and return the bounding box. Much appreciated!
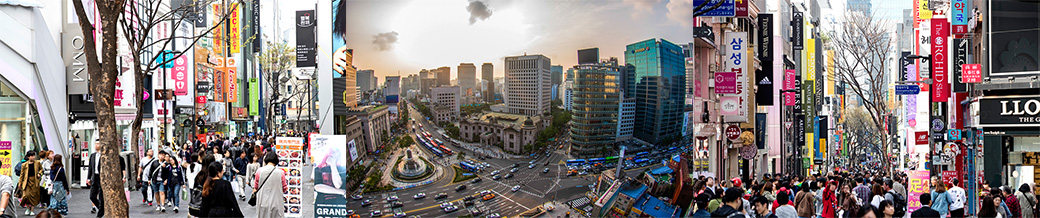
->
[826,50,835,95]
[229,3,241,53]
[0,141,9,176]
[918,0,932,20]
[806,26,816,81]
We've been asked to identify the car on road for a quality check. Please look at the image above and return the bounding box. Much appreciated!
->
[512,185,521,192]
[439,202,454,209]
[413,193,426,199]
[464,195,476,201]
[482,193,496,201]
[471,178,482,183]
[510,168,518,173]
[471,209,483,216]
[352,194,364,200]
[463,200,475,206]
[543,168,550,173]
[455,185,467,192]
[491,175,501,180]
[391,201,404,208]
[393,212,407,218]
[490,170,500,175]
[487,213,502,218]
[511,163,519,168]
[528,164,535,169]
[347,210,355,215]
[386,195,399,202]
[434,193,448,199]
[504,173,513,179]
[443,205,459,213]
[371,210,382,217]
[361,199,372,206]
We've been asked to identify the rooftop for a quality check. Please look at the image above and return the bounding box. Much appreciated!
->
[617,182,648,200]
[465,112,542,128]
[347,105,388,113]
[632,194,683,218]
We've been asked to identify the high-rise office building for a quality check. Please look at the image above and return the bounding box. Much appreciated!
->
[482,63,494,103]
[430,86,460,122]
[847,0,872,15]
[434,66,451,87]
[340,49,358,108]
[551,65,563,86]
[617,93,635,142]
[458,63,477,96]
[570,56,622,157]
[625,38,686,144]
[504,54,552,116]
[357,69,377,92]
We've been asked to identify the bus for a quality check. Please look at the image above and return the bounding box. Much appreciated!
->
[635,151,649,157]
[417,137,444,157]
[634,158,649,164]
[588,158,606,164]
[459,162,480,172]
[604,156,619,163]
[566,159,586,166]
[438,145,453,155]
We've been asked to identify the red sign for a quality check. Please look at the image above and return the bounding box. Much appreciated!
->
[172,55,188,95]
[931,18,950,102]
[714,72,737,94]
[226,67,238,102]
[735,0,749,17]
[961,64,981,83]
[784,92,796,106]
[915,131,929,145]
[196,96,207,104]
[725,125,741,140]
[941,171,960,185]
[197,134,208,144]
[784,69,796,90]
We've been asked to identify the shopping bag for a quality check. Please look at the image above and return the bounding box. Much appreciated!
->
[231,181,241,194]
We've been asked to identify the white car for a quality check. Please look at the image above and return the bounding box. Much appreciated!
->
[413,193,426,199]
[510,168,518,173]
[386,195,398,201]
[511,185,521,192]
[490,170,500,175]
[439,202,454,209]
[443,205,459,213]
[393,212,407,218]
[372,210,382,217]
[528,164,535,169]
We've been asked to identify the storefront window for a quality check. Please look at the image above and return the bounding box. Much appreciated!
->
[0,80,28,179]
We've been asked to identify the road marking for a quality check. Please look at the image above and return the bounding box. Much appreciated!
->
[491,190,531,210]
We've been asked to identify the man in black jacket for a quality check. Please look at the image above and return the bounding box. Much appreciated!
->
[87,146,126,218]
[910,193,941,218]
[711,188,747,218]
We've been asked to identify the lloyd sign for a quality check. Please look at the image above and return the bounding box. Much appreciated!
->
[979,96,1040,126]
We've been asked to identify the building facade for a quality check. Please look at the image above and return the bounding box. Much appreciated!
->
[357,69,377,92]
[458,63,477,97]
[570,58,623,158]
[504,54,552,116]
[430,86,460,123]
[617,95,636,142]
[624,39,686,144]
[459,112,546,153]
[434,66,451,87]
[482,63,494,103]
[345,105,391,153]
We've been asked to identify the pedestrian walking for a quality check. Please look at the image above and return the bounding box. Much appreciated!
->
[1017,184,1036,218]
[46,154,67,216]
[17,151,41,216]
[150,150,169,212]
[233,152,249,200]
[252,153,286,218]
[137,149,154,206]
[878,200,896,218]
[870,184,885,208]
[0,159,18,217]
[38,151,51,209]
[795,183,815,218]
[164,155,185,213]
[931,180,952,218]
[245,155,259,193]
[200,162,244,217]
[1005,186,1023,218]
[948,178,967,218]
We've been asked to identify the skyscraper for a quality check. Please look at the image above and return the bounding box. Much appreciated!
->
[434,66,451,87]
[458,63,477,96]
[625,38,686,144]
[551,65,563,86]
[340,49,358,108]
[482,63,494,103]
[570,52,622,157]
[504,54,551,116]
[357,69,377,92]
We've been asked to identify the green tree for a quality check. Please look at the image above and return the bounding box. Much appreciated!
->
[399,135,415,149]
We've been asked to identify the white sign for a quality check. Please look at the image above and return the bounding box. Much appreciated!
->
[347,139,359,162]
[724,32,749,122]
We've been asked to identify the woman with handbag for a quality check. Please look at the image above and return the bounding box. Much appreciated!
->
[200,161,244,217]
[38,151,51,208]
[17,151,41,216]
[252,152,286,218]
[47,154,67,215]
[164,155,185,213]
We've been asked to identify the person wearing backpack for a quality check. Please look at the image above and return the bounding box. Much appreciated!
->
[883,179,908,217]
[948,178,967,218]
[931,181,953,218]
[138,149,155,206]
[151,150,169,212]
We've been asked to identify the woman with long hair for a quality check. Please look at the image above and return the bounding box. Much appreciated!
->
[877,200,896,218]
[253,153,286,218]
[870,184,885,208]
[38,150,51,208]
[18,151,41,215]
[164,155,185,213]
[200,162,243,217]
[932,181,952,218]
[47,154,67,215]
[980,196,1001,218]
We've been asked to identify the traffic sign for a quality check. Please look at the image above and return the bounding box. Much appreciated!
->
[895,84,921,95]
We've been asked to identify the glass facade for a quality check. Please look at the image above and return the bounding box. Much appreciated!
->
[624,39,686,144]
[570,64,622,157]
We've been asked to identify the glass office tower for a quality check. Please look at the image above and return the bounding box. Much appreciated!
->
[624,39,686,144]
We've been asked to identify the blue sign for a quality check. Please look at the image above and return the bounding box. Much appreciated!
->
[156,50,175,69]
[947,129,962,141]
[894,84,921,95]
[692,0,735,17]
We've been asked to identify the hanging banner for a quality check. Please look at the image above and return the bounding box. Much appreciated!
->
[310,135,350,217]
[172,55,189,95]
[784,69,796,90]
[691,0,736,17]
[757,61,774,105]
[962,64,982,83]
[213,66,226,102]
[907,170,931,212]
[275,137,305,217]
[229,3,241,54]
[953,38,968,92]
[756,113,767,149]
[791,11,803,50]
[952,0,968,34]
[784,92,796,106]
[0,141,10,176]
[723,32,748,122]
[225,67,238,102]
[296,10,317,68]
[931,18,950,101]
[758,14,773,60]
[249,78,259,115]
[734,0,748,17]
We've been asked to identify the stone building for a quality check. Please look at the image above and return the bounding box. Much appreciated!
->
[459,112,549,153]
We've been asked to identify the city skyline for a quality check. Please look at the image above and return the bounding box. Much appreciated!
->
[344,0,695,80]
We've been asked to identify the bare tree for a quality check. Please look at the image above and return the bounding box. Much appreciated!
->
[257,41,305,133]
[70,0,130,216]
[118,0,244,183]
[832,12,895,171]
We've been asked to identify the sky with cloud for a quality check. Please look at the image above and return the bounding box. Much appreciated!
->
[344,0,698,80]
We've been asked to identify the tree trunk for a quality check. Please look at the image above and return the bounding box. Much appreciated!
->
[129,64,144,186]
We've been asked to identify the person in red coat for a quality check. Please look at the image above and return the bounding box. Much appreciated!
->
[822,180,839,218]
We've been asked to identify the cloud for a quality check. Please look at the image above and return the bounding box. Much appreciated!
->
[467,0,493,24]
[666,0,693,27]
[623,0,662,18]
[372,31,399,51]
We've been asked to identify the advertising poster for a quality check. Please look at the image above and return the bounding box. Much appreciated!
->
[172,55,188,95]
[714,72,737,94]
[931,18,950,101]
[723,32,748,122]
[229,3,241,54]
[249,78,259,115]
[309,135,350,217]
[0,141,9,176]
[907,170,932,212]
[296,10,317,68]
[275,137,304,217]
